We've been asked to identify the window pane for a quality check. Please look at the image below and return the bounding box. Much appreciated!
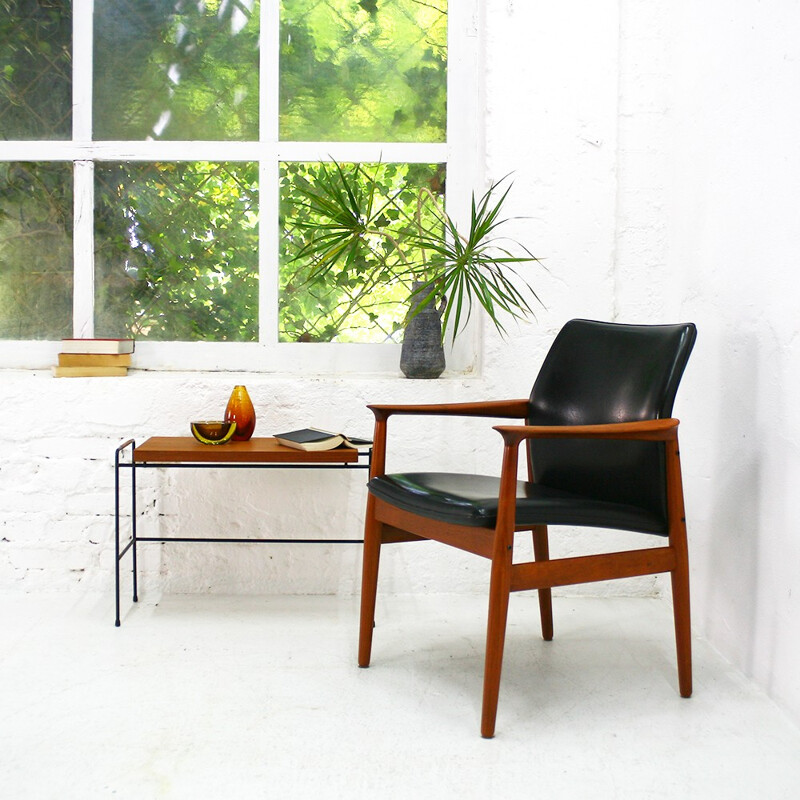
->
[280,0,446,142]
[279,161,444,343]
[94,162,259,342]
[0,0,72,139]
[0,162,73,339]
[93,0,260,141]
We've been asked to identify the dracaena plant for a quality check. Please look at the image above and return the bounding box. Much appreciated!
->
[287,160,542,341]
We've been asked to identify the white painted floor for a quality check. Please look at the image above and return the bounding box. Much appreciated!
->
[2,592,799,799]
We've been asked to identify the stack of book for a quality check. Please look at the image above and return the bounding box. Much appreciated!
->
[52,338,135,378]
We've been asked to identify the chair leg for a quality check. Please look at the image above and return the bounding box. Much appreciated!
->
[481,548,513,738]
[670,527,693,697]
[532,525,554,641]
[358,498,382,668]
[666,437,692,697]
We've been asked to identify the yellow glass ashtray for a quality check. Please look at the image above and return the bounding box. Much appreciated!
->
[190,420,237,445]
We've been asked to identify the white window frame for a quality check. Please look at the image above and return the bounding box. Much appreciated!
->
[0,0,483,374]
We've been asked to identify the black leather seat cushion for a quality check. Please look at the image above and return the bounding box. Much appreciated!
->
[368,473,668,535]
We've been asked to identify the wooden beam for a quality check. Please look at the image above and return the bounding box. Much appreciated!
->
[510,547,676,592]
[380,525,426,544]
[374,499,494,558]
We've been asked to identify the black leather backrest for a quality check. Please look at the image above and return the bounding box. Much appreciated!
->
[527,320,697,527]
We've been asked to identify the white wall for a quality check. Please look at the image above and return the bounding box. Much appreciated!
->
[2,0,798,726]
[665,0,800,725]
[611,0,800,725]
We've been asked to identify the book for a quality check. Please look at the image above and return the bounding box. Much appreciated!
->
[52,365,128,378]
[58,353,132,367]
[60,338,135,355]
[274,427,372,452]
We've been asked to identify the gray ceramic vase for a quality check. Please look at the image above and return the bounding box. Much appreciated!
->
[400,281,446,379]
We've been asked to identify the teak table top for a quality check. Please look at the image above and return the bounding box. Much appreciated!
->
[133,436,361,464]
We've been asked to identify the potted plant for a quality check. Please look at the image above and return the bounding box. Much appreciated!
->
[285,161,542,377]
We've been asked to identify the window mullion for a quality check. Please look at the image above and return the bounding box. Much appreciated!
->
[72,0,95,337]
[260,0,280,349]
[441,0,482,372]
[73,0,93,142]
[260,157,279,349]
[276,142,448,164]
[263,0,279,144]
[444,0,482,225]
[72,161,95,338]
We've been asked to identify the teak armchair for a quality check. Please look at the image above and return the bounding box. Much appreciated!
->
[358,319,697,737]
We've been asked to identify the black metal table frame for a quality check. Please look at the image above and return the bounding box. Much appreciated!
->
[114,439,371,626]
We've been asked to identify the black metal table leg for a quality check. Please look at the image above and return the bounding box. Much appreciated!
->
[114,440,135,626]
[115,448,121,627]
[131,457,138,603]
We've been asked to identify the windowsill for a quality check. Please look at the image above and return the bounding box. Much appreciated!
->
[0,329,481,376]
[4,366,482,382]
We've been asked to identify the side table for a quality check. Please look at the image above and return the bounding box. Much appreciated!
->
[114,437,370,626]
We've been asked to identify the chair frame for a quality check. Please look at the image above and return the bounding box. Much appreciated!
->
[358,400,692,738]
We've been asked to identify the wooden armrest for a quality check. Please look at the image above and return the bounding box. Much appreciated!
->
[493,418,679,446]
[367,399,529,477]
[368,399,529,422]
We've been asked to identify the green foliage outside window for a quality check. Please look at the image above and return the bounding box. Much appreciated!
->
[0,0,72,140]
[281,0,446,142]
[0,162,73,339]
[280,161,444,342]
[93,0,260,141]
[94,162,259,342]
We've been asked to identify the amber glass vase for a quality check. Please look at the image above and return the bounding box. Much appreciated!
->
[224,385,256,441]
